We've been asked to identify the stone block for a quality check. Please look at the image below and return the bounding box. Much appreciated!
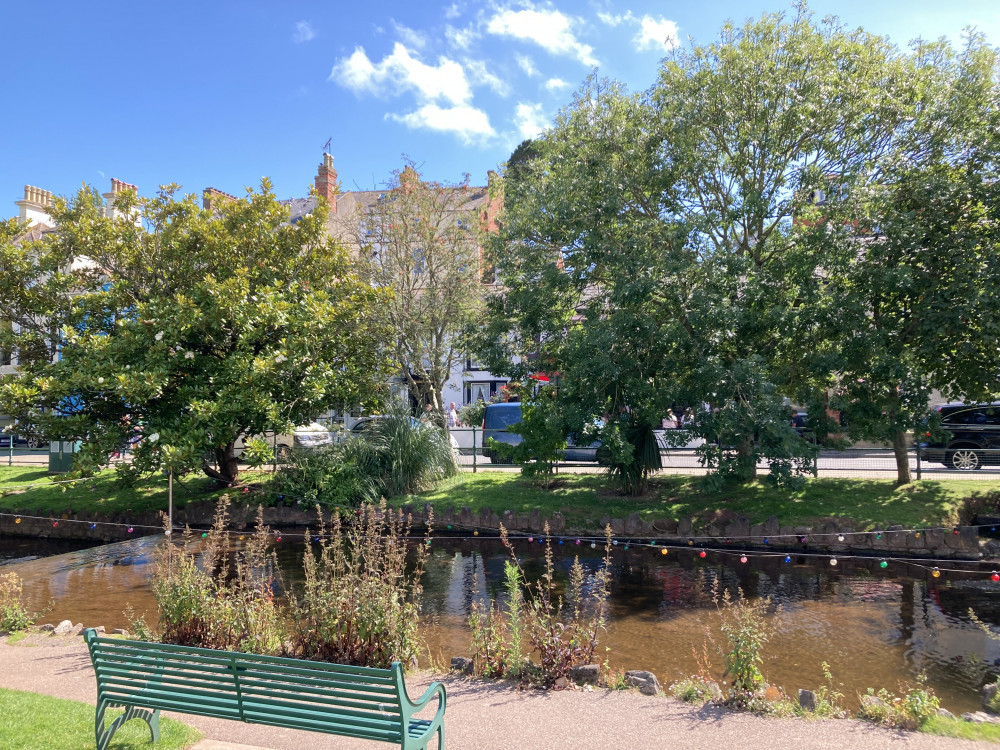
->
[923,528,945,550]
[764,515,780,536]
[983,682,998,713]
[53,620,74,636]
[798,689,816,712]
[624,670,661,696]
[528,509,542,532]
[677,517,693,537]
[571,664,600,685]
[624,513,642,536]
[502,510,517,530]
[450,657,474,675]
[610,518,625,535]
[640,520,653,536]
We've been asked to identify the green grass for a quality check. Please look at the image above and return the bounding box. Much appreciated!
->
[923,713,1000,742]
[400,472,1000,531]
[0,466,268,517]
[0,688,201,750]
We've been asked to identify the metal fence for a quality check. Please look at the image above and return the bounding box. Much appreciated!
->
[448,426,1000,480]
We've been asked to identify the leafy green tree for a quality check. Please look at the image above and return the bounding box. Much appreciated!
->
[800,33,1000,482]
[476,4,910,490]
[0,183,390,484]
[353,163,487,422]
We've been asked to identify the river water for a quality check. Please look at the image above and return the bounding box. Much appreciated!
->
[4,533,1000,714]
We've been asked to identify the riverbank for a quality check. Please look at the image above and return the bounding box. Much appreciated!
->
[1,632,996,750]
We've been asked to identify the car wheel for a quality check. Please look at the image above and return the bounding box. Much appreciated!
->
[26,438,39,450]
[949,448,981,471]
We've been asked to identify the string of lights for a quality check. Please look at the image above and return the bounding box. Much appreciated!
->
[3,508,1000,583]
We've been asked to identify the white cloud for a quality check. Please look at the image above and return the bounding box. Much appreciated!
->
[634,15,679,52]
[514,102,548,139]
[486,7,597,66]
[445,24,480,50]
[293,20,316,44]
[515,54,538,77]
[332,43,495,144]
[392,19,429,49]
[444,2,462,19]
[465,59,510,96]
[332,43,472,106]
[544,77,570,92]
[597,11,630,27]
[390,104,495,144]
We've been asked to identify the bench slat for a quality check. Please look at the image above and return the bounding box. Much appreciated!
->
[239,685,402,717]
[235,659,395,686]
[96,663,239,686]
[242,704,401,742]
[237,670,399,696]
[235,652,398,679]
[242,693,402,725]
[105,691,244,721]
[92,642,235,666]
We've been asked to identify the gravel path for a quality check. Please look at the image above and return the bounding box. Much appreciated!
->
[1,633,995,750]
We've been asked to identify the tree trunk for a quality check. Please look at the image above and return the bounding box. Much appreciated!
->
[203,442,240,485]
[735,436,758,482]
[892,430,912,486]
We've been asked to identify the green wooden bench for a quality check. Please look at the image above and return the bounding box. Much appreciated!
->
[83,629,445,750]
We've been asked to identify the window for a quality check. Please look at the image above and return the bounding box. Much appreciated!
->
[464,380,508,405]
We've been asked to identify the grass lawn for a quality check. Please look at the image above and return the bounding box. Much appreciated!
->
[922,713,1000,742]
[0,688,201,750]
[402,471,1000,531]
[0,466,267,517]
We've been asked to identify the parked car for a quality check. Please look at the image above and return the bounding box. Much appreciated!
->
[0,431,47,450]
[234,422,334,458]
[920,403,1000,470]
[480,402,601,463]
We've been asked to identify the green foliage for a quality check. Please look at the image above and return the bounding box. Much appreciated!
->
[469,560,525,679]
[122,604,155,643]
[271,441,379,509]
[0,182,390,485]
[600,420,663,496]
[240,437,275,469]
[717,588,774,706]
[0,687,201,750]
[153,498,285,654]
[490,387,567,488]
[290,501,429,670]
[0,572,37,633]
[804,662,847,718]
[670,677,724,705]
[857,680,940,730]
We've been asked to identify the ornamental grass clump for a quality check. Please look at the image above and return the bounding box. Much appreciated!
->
[153,496,285,654]
[290,501,430,670]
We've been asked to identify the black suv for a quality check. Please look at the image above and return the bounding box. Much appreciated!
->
[920,403,1000,470]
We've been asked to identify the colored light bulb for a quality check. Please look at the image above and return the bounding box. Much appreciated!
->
[992,571,1000,582]
[661,548,667,555]
[880,560,888,569]
[830,558,838,566]
[784,556,791,563]
[932,568,941,578]
[740,555,748,564]
[699,551,707,558]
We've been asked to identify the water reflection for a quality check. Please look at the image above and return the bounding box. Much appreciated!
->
[5,532,1000,714]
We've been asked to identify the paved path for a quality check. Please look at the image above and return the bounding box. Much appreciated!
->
[1,634,996,750]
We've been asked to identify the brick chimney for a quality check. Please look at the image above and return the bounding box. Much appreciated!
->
[202,187,236,212]
[15,185,54,226]
[102,179,139,222]
[315,153,338,212]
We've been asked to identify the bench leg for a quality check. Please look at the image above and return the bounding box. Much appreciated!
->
[96,699,161,750]
[437,723,444,750]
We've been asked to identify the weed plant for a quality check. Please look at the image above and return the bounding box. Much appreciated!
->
[498,523,612,688]
[0,572,41,633]
[717,587,773,706]
[290,501,430,669]
[469,560,525,678]
[857,679,940,730]
[153,497,285,653]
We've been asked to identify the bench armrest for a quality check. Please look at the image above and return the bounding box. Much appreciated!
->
[407,681,446,716]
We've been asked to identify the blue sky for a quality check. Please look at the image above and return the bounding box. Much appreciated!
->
[3,0,999,210]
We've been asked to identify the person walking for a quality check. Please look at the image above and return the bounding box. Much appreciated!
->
[447,402,460,428]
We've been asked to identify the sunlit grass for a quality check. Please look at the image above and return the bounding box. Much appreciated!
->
[0,688,201,750]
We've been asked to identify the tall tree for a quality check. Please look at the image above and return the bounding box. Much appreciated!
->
[0,183,390,484]
[476,4,911,490]
[353,163,488,420]
[801,33,1000,483]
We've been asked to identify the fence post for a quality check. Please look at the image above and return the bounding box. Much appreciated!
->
[915,442,922,481]
[472,427,477,474]
[7,435,11,466]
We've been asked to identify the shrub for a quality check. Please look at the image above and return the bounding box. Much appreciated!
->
[671,677,724,704]
[808,661,847,718]
[271,440,379,509]
[289,501,430,670]
[153,497,285,654]
[0,572,37,633]
[857,680,940,730]
[469,560,525,679]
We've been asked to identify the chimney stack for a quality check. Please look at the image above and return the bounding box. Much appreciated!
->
[315,152,338,212]
[102,179,139,222]
[15,185,54,226]
[202,187,236,212]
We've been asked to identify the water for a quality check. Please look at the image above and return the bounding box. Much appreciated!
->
[4,532,1000,714]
